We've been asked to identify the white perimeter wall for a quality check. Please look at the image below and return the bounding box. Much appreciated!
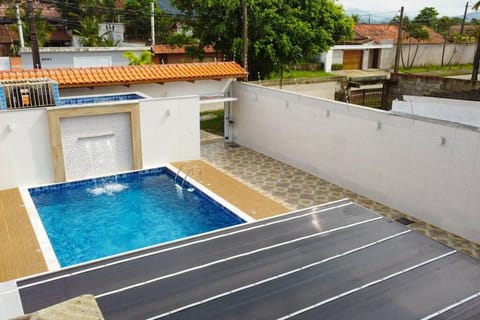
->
[0,109,54,188]
[0,96,201,190]
[60,79,232,112]
[140,96,200,168]
[232,82,480,244]
[60,79,232,99]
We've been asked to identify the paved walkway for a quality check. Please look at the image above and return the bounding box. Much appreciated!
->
[201,141,480,259]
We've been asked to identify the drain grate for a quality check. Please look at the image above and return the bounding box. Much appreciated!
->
[396,217,415,225]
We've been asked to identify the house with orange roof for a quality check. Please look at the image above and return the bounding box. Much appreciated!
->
[0,61,246,191]
[152,45,221,64]
[323,24,476,71]
[20,46,152,69]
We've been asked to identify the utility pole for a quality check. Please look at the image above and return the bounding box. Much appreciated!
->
[242,0,248,81]
[460,2,469,35]
[27,0,41,69]
[393,6,404,73]
[472,35,480,81]
[150,1,155,46]
[15,4,24,48]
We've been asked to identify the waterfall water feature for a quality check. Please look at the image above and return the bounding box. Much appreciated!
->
[82,136,127,196]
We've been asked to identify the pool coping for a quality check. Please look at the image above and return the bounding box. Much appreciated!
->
[19,188,61,272]
[20,164,255,273]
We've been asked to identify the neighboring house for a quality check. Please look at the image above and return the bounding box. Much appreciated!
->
[20,46,151,69]
[0,24,18,56]
[448,25,478,42]
[45,29,72,47]
[0,1,61,23]
[99,23,125,45]
[324,24,476,71]
[0,61,246,102]
[0,61,246,190]
[152,45,221,64]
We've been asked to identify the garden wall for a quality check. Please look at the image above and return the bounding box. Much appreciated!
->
[232,82,480,244]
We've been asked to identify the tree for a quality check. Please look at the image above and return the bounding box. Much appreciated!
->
[171,0,354,81]
[74,16,121,47]
[74,16,103,47]
[474,2,480,10]
[413,7,439,30]
[56,0,120,29]
[392,16,429,69]
[124,0,173,44]
[123,50,153,65]
[7,4,53,47]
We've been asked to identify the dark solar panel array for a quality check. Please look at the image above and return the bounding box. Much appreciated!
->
[17,199,480,319]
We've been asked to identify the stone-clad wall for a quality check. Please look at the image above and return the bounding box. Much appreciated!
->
[383,73,480,108]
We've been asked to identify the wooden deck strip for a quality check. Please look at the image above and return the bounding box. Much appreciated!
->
[172,160,289,220]
[0,189,47,282]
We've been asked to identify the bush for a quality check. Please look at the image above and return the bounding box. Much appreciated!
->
[332,64,343,71]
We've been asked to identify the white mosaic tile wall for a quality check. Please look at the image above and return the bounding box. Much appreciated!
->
[60,113,133,180]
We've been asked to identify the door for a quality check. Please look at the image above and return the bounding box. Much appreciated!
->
[343,50,363,70]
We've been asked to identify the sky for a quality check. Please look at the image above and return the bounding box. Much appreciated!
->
[337,0,473,18]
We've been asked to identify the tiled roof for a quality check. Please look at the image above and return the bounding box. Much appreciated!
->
[0,62,247,88]
[354,24,445,44]
[49,29,72,42]
[0,2,60,19]
[0,25,18,44]
[153,45,217,54]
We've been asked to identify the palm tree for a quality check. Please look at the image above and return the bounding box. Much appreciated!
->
[473,2,480,10]
[74,17,103,47]
[122,51,154,65]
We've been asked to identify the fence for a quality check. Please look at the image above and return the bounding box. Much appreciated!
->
[0,79,57,110]
[348,88,384,108]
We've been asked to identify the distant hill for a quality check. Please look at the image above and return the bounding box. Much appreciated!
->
[157,0,181,15]
[345,9,396,24]
[346,8,480,23]
[464,11,480,22]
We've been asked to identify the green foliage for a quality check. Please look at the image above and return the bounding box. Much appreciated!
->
[331,63,343,71]
[200,109,224,136]
[124,0,173,44]
[56,0,119,30]
[351,14,360,24]
[7,4,53,47]
[413,7,439,29]
[474,1,480,10]
[267,69,334,79]
[74,16,122,47]
[74,16,102,46]
[123,50,154,65]
[171,0,353,80]
[391,15,430,69]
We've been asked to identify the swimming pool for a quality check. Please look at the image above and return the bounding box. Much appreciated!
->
[28,167,245,267]
[59,93,146,106]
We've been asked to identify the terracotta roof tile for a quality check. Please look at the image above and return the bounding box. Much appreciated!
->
[0,62,247,88]
[153,45,217,55]
[354,24,445,44]
[0,25,18,43]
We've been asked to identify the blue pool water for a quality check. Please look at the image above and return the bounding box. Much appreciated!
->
[60,93,145,106]
[29,168,244,267]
